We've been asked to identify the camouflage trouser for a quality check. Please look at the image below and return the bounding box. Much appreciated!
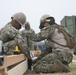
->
[3,40,17,55]
[33,50,73,73]
[34,47,52,62]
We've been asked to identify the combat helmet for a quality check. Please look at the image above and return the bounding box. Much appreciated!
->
[40,14,50,23]
[39,14,55,29]
[11,12,26,26]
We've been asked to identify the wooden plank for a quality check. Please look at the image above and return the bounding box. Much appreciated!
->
[6,54,26,67]
[8,60,28,75]
[0,54,26,70]
[30,50,41,56]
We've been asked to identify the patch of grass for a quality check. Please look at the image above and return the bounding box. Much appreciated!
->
[69,62,76,68]
[73,55,76,60]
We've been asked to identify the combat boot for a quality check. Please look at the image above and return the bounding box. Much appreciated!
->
[51,59,70,73]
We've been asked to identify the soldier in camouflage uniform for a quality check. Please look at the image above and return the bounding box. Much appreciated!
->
[21,21,35,50]
[31,15,73,73]
[0,12,31,59]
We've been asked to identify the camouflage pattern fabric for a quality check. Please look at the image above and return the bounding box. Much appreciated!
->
[34,47,52,63]
[3,40,16,55]
[0,22,30,57]
[21,28,35,50]
[31,26,55,42]
[21,29,35,40]
[33,50,73,73]
[30,25,73,73]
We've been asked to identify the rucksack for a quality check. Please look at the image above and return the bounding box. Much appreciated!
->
[51,24,76,49]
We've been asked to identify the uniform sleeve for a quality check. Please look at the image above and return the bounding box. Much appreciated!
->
[31,27,55,42]
[7,28,30,58]
[6,27,19,39]
[14,34,30,58]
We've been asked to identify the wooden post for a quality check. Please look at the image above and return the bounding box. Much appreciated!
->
[0,68,8,75]
[0,54,26,75]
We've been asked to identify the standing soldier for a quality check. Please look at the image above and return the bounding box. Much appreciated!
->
[21,21,35,50]
[0,12,31,60]
[31,14,73,73]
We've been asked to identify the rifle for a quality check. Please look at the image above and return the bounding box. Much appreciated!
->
[26,35,32,70]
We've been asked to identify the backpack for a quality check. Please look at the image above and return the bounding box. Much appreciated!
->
[51,24,76,49]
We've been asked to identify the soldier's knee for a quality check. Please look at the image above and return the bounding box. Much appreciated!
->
[33,63,52,73]
[33,64,41,73]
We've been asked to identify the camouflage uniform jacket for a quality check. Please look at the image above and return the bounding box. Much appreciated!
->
[32,24,73,73]
[32,24,73,54]
[0,22,30,57]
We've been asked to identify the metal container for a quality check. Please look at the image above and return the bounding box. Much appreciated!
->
[61,16,76,53]
[61,16,76,37]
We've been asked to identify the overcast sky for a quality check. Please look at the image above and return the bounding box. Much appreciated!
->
[0,0,76,33]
